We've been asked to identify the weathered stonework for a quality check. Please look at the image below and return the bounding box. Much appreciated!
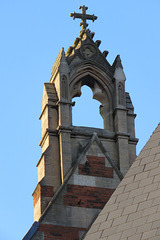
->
[23,6,138,240]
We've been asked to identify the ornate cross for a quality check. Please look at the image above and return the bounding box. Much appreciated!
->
[70,5,97,30]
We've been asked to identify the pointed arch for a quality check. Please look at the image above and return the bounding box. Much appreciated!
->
[72,85,103,128]
[69,62,114,131]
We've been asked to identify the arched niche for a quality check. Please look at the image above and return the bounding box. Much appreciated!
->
[69,65,114,131]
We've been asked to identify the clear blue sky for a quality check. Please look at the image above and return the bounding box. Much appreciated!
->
[0,1,159,239]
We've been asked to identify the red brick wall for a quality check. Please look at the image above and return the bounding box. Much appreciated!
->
[79,155,113,178]
[41,185,54,197]
[39,224,86,240]
[64,184,115,209]
[33,184,54,206]
[35,156,115,239]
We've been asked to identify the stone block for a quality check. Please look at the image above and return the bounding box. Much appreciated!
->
[134,171,149,182]
[141,229,157,239]
[99,219,113,230]
[127,210,143,221]
[123,204,138,215]
[84,231,102,240]
[143,205,158,217]
[119,198,133,209]
[124,181,139,192]
[137,199,153,211]
[107,232,122,240]
[108,208,123,220]
[143,182,159,194]
[101,226,117,237]
[116,192,129,202]
[139,176,154,187]
[117,221,132,232]
[121,227,137,238]
[133,193,148,204]
[128,234,141,240]
[132,216,148,228]
[112,215,128,227]
[128,187,143,198]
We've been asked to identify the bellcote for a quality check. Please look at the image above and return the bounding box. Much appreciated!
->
[31,5,138,230]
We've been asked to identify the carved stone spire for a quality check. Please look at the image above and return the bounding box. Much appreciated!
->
[113,55,126,81]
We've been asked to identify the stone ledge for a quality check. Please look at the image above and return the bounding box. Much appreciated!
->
[39,103,57,120]
[71,126,115,139]
[39,128,58,147]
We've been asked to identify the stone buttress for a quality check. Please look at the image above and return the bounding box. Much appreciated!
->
[23,6,138,240]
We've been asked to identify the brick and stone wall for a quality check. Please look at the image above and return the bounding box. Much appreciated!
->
[33,184,54,207]
[31,154,119,240]
[79,155,113,178]
[39,224,86,240]
[64,184,114,209]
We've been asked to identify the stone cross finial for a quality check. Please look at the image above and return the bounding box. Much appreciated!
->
[70,5,97,30]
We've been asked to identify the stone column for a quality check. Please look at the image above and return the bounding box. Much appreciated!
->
[57,101,72,181]
[113,55,130,176]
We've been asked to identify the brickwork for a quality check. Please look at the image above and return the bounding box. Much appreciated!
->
[39,224,86,240]
[64,184,115,209]
[41,185,54,197]
[79,155,113,178]
[33,184,54,206]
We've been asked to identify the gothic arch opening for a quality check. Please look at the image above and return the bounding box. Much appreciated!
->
[72,85,103,128]
[70,72,114,131]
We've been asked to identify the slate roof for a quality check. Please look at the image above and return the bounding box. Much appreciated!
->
[84,123,160,240]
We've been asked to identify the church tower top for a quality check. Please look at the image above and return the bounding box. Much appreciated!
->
[70,5,97,30]
[23,5,138,240]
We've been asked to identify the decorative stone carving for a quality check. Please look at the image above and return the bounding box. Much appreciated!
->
[81,44,97,59]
